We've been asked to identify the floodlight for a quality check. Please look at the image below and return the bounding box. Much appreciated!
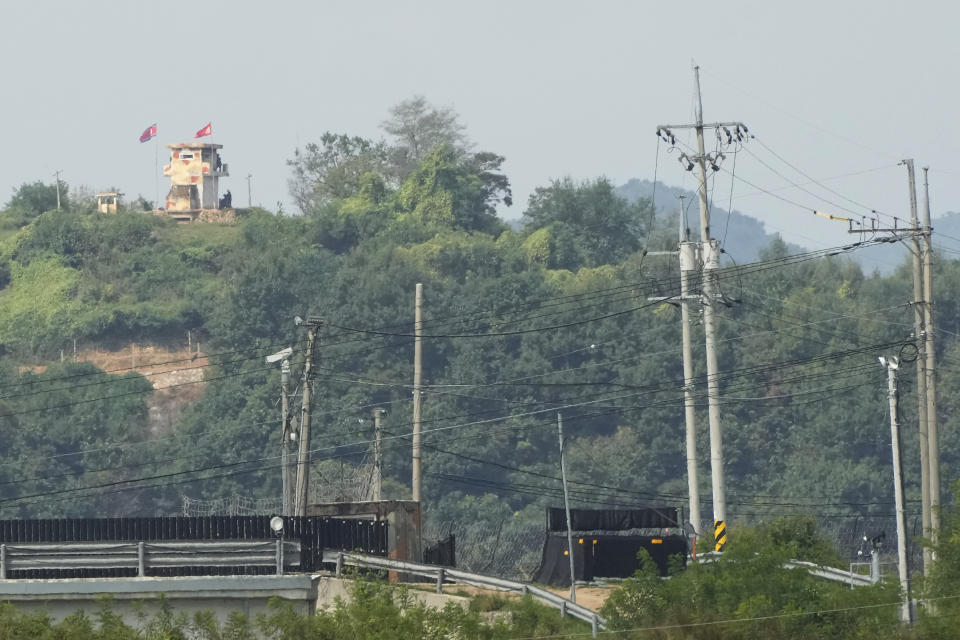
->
[266,347,293,364]
[270,516,284,534]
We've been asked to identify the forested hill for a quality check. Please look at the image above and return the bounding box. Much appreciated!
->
[617,178,806,262]
[0,100,957,560]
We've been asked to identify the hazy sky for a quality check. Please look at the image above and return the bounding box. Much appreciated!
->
[3,1,958,259]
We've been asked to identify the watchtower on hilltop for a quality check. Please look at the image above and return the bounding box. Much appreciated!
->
[162,143,229,221]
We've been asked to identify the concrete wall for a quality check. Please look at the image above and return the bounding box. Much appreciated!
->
[0,575,470,630]
[0,575,314,627]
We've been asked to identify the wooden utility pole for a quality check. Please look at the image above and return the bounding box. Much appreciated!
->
[373,408,385,501]
[678,204,702,536]
[882,355,912,624]
[921,167,940,537]
[294,323,319,516]
[412,283,423,502]
[904,160,932,570]
[658,66,745,552]
[557,412,576,603]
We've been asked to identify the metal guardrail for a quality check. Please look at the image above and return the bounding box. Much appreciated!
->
[0,540,302,578]
[784,560,875,588]
[697,552,877,588]
[321,551,605,637]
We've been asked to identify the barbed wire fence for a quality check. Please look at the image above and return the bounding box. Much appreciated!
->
[181,495,283,517]
[182,457,378,516]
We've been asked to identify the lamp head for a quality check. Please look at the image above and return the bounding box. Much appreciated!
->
[266,346,294,364]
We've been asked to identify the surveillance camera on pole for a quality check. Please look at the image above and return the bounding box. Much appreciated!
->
[266,346,294,515]
[266,347,293,364]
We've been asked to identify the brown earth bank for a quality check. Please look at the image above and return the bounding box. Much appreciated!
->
[18,343,209,436]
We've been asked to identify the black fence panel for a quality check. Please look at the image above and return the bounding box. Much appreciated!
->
[424,535,456,567]
[0,516,388,579]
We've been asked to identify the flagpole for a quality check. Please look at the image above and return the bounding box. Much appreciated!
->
[154,136,159,210]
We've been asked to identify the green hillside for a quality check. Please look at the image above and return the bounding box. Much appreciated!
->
[0,102,955,564]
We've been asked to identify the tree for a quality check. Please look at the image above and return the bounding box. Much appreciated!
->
[382,96,471,180]
[394,144,510,235]
[521,177,647,270]
[6,180,68,218]
[287,133,390,214]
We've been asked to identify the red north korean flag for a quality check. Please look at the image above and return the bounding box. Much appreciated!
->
[194,122,212,138]
[139,123,157,143]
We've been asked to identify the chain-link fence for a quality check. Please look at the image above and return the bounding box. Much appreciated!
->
[423,519,545,581]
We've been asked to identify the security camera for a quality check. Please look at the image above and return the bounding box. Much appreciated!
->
[266,347,293,364]
[294,316,304,326]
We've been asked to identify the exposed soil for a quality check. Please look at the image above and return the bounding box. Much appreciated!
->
[19,343,209,436]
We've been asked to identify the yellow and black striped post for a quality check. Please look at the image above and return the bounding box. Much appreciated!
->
[714,520,727,552]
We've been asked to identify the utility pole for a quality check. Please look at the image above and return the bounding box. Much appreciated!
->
[412,283,423,503]
[280,358,290,515]
[921,166,940,538]
[557,412,576,603]
[678,199,702,536]
[266,346,294,514]
[281,358,291,514]
[373,408,385,501]
[646,199,700,536]
[658,66,746,552]
[246,173,253,208]
[881,355,912,624]
[905,159,932,571]
[848,162,935,566]
[52,170,63,210]
[294,320,320,516]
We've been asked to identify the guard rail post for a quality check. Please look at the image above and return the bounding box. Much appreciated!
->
[436,568,445,594]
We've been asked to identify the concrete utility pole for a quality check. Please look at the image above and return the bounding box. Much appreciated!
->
[921,167,940,538]
[656,66,746,552]
[412,283,424,503]
[246,174,253,208]
[281,358,291,514]
[373,408,385,501]
[692,67,728,552]
[557,412,576,603]
[678,202,702,536]
[904,160,932,571]
[52,170,63,210]
[294,321,320,516]
[266,347,297,513]
[881,355,912,624]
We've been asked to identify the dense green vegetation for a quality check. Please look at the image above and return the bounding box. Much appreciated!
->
[0,97,955,555]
